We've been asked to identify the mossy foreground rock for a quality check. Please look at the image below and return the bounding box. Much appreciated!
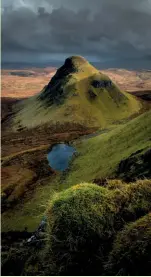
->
[46,180,151,275]
[46,183,117,275]
[105,213,151,276]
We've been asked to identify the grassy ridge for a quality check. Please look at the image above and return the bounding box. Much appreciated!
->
[63,109,151,189]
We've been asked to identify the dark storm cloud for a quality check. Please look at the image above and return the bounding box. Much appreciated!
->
[2,0,151,68]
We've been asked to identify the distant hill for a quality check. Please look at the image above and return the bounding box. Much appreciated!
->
[13,56,141,129]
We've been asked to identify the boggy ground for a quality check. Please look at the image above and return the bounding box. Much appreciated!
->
[1,98,96,231]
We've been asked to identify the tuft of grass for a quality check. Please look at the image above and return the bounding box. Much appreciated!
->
[105,213,151,276]
[110,179,151,225]
[45,179,151,275]
[46,183,116,275]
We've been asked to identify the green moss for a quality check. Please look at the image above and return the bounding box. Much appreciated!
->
[105,213,151,276]
[110,179,151,225]
[45,179,151,275]
[45,180,151,275]
[46,183,117,275]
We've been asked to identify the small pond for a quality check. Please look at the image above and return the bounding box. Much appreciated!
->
[47,143,76,171]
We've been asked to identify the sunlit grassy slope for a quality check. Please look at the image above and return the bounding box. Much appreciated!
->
[13,56,140,129]
[3,110,151,232]
[63,109,151,189]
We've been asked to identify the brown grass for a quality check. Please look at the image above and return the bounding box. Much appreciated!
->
[1,68,56,98]
[1,68,151,99]
[1,165,36,205]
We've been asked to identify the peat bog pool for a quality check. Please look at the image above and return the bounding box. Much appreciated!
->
[47,143,76,171]
[47,130,109,171]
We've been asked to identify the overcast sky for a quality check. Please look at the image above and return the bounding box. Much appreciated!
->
[2,0,151,69]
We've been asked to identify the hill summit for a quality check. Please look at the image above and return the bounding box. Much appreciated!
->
[14,56,141,129]
[39,55,119,105]
[39,56,91,104]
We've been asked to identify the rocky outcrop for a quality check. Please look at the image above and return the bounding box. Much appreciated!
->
[117,148,151,181]
[91,80,112,88]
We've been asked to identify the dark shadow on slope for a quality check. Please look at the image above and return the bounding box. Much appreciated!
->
[116,148,151,182]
